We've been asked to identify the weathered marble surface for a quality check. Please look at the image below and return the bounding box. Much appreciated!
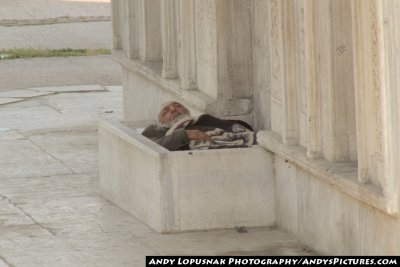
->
[111,0,400,256]
[0,89,54,98]
[0,98,24,105]
[0,85,314,266]
[99,120,276,232]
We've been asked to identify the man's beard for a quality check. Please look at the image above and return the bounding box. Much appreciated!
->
[160,112,192,128]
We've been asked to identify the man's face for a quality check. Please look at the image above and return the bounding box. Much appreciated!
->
[158,102,190,126]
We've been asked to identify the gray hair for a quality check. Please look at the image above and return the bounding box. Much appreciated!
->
[157,101,190,127]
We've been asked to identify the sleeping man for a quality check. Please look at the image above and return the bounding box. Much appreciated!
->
[142,101,255,151]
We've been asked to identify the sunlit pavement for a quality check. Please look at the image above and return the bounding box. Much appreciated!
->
[0,85,315,266]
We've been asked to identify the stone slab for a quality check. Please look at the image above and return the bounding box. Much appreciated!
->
[0,171,311,263]
[0,89,122,132]
[0,89,53,98]
[0,130,25,141]
[0,171,313,267]
[33,90,123,123]
[0,259,8,267]
[31,84,106,93]
[0,196,35,227]
[136,227,315,256]
[104,85,122,92]
[0,56,121,93]
[0,98,24,105]
[0,139,72,178]
[99,120,276,233]
[0,21,111,49]
[0,86,315,265]
[0,103,64,132]
[0,0,111,23]
[28,129,99,174]
[275,157,299,236]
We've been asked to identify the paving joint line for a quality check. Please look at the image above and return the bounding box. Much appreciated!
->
[129,232,160,255]
[0,252,16,267]
[23,135,76,175]
[37,98,63,114]
[0,171,97,180]
[0,194,56,236]
[0,16,111,27]
[0,85,111,107]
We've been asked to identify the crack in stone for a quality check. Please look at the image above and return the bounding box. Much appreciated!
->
[37,98,63,114]
[0,16,111,27]
[24,136,76,175]
[129,232,160,255]
[0,253,16,267]
[0,172,97,181]
[97,223,106,233]
[0,194,56,236]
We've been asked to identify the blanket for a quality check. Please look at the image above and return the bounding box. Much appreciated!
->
[189,123,255,150]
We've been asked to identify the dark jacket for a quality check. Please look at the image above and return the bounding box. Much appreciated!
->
[141,114,253,151]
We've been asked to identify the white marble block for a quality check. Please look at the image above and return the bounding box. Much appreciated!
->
[99,119,276,233]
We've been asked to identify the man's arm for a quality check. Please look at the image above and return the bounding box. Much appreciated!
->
[142,125,191,151]
[154,128,191,151]
[142,125,211,151]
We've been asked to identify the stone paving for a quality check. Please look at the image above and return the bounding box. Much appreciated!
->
[0,1,316,265]
[0,56,121,93]
[0,21,112,50]
[0,85,315,266]
[0,0,110,25]
[0,0,120,93]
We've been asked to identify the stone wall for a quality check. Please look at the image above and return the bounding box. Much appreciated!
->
[254,0,400,255]
[110,0,400,255]
[112,0,253,123]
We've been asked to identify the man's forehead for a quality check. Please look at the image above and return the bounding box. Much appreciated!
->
[160,101,184,110]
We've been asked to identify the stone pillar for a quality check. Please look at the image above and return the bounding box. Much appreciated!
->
[161,0,178,78]
[252,0,272,131]
[127,0,139,59]
[111,0,122,50]
[138,0,162,61]
[195,0,253,118]
[281,0,299,145]
[352,0,385,186]
[304,0,323,159]
[304,0,356,161]
[352,0,400,213]
[318,0,356,162]
[179,0,197,89]
[381,0,400,214]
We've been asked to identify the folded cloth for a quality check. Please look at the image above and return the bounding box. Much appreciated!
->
[165,116,196,135]
[189,124,255,150]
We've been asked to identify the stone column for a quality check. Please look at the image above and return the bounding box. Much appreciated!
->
[138,0,162,61]
[204,0,253,117]
[318,0,355,162]
[161,0,178,78]
[127,0,139,59]
[380,0,400,213]
[111,0,122,50]
[179,0,197,89]
[304,0,323,159]
[352,0,385,185]
[281,0,299,145]
[304,0,356,161]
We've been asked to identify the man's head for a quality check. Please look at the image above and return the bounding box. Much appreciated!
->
[158,101,191,128]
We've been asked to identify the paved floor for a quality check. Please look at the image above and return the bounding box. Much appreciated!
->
[0,85,315,267]
[0,56,121,92]
[0,0,110,24]
[0,21,112,50]
[0,0,121,93]
[0,2,316,265]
